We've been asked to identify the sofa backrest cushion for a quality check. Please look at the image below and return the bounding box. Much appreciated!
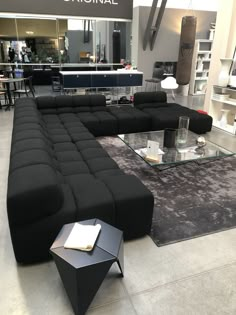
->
[90,94,106,107]
[133,91,167,106]
[36,95,106,113]
[72,94,106,107]
[55,95,73,108]
[135,102,168,110]
[37,96,56,109]
[7,164,64,226]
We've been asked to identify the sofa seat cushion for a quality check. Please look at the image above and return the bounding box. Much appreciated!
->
[47,128,69,136]
[57,107,74,114]
[92,111,118,136]
[56,151,83,162]
[60,161,90,176]
[86,157,119,173]
[70,131,95,142]
[45,123,64,129]
[76,112,100,129]
[75,111,118,136]
[40,108,58,115]
[75,139,102,150]
[63,121,84,128]
[108,107,151,133]
[80,148,109,160]
[66,174,115,224]
[43,115,61,124]
[58,113,81,123]
[49,134,72,143]
[53,142,77,152]
[65,126,89,134]
[102,175,154,239]
[95,169,125,180]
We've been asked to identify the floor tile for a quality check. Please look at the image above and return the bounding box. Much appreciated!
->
[122,236,190,294]
[131,263,236,315]
[168,228,236,275]
[88,299,136,315]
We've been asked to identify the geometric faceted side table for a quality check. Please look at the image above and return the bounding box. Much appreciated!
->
[50,219,124,315]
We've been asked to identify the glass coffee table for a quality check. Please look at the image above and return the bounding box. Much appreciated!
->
[118,130,235,168]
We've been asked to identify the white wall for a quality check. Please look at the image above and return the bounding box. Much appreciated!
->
[133,0,219,11]
[132,7,216,82]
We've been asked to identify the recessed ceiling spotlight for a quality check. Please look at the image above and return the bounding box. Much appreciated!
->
[26,31,34,35]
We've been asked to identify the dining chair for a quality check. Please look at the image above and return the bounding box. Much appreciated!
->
[0,91,8,109]
[0,80,8,107]
[13,76,35,99]
[145,66,165,91]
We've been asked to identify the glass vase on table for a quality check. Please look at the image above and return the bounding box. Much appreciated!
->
[176,116,190,149]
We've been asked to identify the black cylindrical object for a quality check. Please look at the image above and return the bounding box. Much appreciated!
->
[113,30,121,64]
[163,128,176,148]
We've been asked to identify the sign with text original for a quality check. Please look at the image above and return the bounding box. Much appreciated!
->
[0,0,133,20]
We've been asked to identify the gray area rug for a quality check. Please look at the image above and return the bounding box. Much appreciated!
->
[98,136,236,246]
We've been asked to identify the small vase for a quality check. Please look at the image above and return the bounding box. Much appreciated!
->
[219,109,230,128]
[218,58,233,87]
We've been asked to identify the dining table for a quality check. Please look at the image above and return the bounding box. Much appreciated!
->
[0,77,25,110]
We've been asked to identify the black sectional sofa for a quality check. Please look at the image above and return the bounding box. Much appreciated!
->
[7,92,212,264]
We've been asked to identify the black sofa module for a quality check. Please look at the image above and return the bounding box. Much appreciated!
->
[133,91,213,134]
[7,95,154,264]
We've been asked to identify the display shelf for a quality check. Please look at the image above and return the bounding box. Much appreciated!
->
[213,121,236,134]
[189,39,213,95]
[193,92,206,95]
[211,97,236,106]
[195,77,208,80]
[197,50,212,54]
[209,85,236,135]
[196,70,209,73]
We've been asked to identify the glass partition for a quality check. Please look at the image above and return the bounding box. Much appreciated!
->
[0,15,132,83]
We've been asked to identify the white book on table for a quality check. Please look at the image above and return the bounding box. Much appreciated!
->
[64,223,101,251]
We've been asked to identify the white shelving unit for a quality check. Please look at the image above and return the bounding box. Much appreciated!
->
[189,39,213,95]
[210,85,236,134]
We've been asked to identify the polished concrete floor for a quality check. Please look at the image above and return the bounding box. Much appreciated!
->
[1,91,236,315]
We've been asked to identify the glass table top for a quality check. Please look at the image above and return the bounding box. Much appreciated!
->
[118,130,235,167]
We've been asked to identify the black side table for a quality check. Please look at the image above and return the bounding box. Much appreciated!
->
[50,219,124,315]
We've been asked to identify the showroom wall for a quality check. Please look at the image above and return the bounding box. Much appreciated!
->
[132,7,217,81]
